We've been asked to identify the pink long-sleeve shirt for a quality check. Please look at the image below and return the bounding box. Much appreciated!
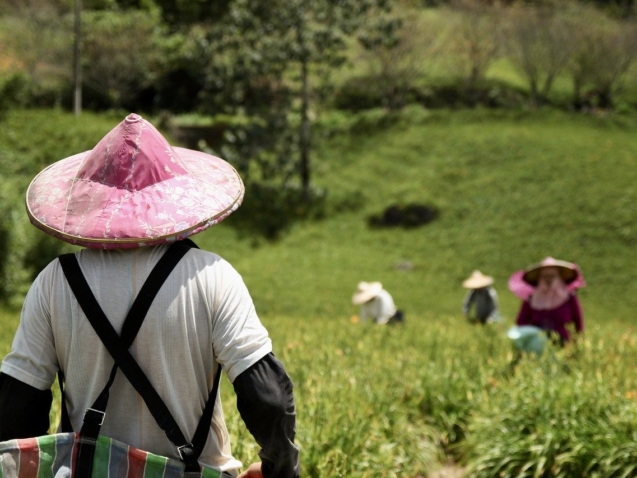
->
[516,294,584,342]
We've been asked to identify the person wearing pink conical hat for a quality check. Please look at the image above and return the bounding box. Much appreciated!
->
[0,114,299,478]
[511,257,585,344]
[462,270,501,325]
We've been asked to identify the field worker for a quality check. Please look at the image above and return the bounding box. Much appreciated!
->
[0,114,299,478]
[510,257,585,344]
[352,281,404,325]
[462,270,501,324]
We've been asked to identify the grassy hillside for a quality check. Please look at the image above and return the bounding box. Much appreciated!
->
[2,107,636,324]
[190,107,637,328]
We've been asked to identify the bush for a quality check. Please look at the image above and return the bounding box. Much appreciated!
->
[334,76,528,112]
[368,203,439,229]
[333,75,389,112]
[417,82,528,109]
[0,72,66,109]
[0,110,114,303]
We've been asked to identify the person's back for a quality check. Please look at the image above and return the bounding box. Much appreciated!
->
[463,287,499,324]
[462,271,499,324]
[0,114,299,478]
[362,289,396,324]
[3,244,269,470]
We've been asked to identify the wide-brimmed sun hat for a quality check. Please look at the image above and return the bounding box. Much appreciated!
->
[522,257,579,286]
[26,113,244,249]
[462,270,494,289]
[352,281,383,305]
[508,257,586,300]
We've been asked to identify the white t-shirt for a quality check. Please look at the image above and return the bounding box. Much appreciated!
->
[360,289,397,325]
[1,243,272,474]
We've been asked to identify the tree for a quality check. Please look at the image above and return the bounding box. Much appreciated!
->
[201,0,394,202]
[503,3,576,106]
[446,0,502,87]
[567,4,637,108]
[91,0,232,27]
[81,9,162,109]
[588,0,634,17]
[356,9,435,111]
[0,0,71,89]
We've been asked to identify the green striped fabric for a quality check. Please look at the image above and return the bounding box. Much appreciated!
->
[0,433,222,478]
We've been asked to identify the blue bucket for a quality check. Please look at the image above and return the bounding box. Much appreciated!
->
[507,325,547,356]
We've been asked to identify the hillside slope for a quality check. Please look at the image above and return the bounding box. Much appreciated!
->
[196,108,637,326]
[2,108,637,326]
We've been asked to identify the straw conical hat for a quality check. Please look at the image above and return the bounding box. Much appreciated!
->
[462,270,494,289]
[26,113,244,249]
[522,257,578,286]
[352,281,383,305]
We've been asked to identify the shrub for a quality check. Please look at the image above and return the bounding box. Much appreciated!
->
[368,203,439,229]
[0,72,66,109]
[0,110,113,303]
[333,75,388,112]
[417,82,528,109]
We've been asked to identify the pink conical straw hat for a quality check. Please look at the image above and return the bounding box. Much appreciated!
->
[508,257,586,300]
[26,113,244,249]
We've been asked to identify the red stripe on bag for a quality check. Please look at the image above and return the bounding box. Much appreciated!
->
[17,438,39,478]
[71,433,80,478]
[126,447,148,478]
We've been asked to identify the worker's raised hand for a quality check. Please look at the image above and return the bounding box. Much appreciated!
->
[237,462,263,478]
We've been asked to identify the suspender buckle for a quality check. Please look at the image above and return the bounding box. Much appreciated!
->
[177,443,196,462]
[83,408,106,426]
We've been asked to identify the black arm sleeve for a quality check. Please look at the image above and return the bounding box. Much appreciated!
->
[0,373,52,441]
[232,353,300,478]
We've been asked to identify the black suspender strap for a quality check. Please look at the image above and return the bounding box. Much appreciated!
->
[192,365,222,455]
[58,239,221,476]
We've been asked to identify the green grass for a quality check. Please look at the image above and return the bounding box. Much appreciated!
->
[2,107,637,475]
[222,316,637,476]
[192,107,637,326]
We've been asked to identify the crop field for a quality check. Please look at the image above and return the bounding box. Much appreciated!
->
[2,108,637,476]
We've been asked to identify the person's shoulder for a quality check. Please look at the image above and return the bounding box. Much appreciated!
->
[186,246,233,268]
[186,245,224,262]
[186,246,244,279]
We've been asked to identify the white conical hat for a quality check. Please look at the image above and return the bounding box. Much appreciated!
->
[352,281,383,305]
[462,270,494,289]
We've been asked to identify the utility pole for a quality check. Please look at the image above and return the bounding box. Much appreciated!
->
[74,0,82,116]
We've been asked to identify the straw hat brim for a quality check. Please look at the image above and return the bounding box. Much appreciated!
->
[522,260,578,286]
[462,275,494,289]
[26,147,244,249]
[352,282,383,305]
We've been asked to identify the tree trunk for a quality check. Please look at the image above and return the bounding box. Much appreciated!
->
[74,0,82,116]
[300,55,311,203]
[529,78,542,108]
[572,75,583,110]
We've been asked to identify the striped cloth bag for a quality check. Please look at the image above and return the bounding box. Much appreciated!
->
[0,434,221,478]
